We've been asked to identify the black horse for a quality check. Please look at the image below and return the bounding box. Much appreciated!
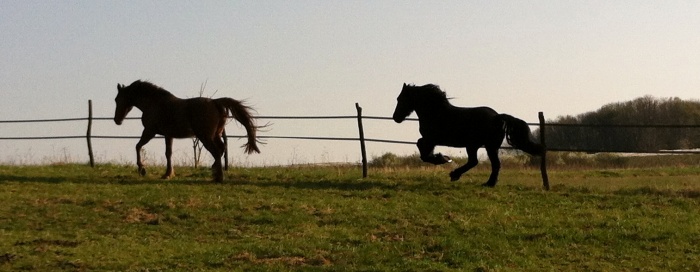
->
[392,83,543,187]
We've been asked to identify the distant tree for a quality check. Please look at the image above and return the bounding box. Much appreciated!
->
[540,96,700,152]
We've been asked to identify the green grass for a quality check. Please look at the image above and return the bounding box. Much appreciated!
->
[1,163,699,271]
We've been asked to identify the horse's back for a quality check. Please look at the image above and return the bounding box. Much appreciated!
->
[453,106,499,126]
[140,97,223,138]
[184,97,227,132]
[419,105,503,147]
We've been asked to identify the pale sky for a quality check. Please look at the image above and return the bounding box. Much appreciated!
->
[1,1,699,166]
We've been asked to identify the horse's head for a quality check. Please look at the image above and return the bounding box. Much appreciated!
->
[114,83,134,125]
[392,83,415,123]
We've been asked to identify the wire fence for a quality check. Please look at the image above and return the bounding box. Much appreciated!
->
[1,100,699,168]
[3,116,698,150]
[0,115,417,143]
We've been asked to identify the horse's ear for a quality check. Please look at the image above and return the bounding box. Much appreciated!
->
[117,83,123,91]
[403,83,407,87]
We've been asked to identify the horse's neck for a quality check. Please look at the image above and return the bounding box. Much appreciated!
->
[414,103,452,120]
[133,92,176,113]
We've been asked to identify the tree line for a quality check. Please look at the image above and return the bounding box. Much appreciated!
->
[540,96,700,152]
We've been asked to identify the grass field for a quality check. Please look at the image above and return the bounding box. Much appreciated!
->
[1,162,699,271]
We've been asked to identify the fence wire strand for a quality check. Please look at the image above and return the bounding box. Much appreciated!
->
[1,114,699,154]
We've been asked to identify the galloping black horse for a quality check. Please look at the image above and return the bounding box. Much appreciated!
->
[114,80,260,182]
[393,83,543,187]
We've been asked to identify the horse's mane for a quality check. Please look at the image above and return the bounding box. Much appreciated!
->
[406,84,450,102]
[128,80,175,98]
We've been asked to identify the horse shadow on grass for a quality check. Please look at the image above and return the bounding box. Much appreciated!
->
[231,178,403,192]
[0,171,433,192]
[100,169,403,190]
[0,165,504,193]
[0,174,80,184]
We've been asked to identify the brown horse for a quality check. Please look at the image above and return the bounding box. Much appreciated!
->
[114,80,260,182]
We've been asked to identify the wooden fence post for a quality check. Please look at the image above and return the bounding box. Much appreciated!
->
[355,103,368,178]
[538,112,550,190]
[87,100,95,167]
[223,129,229,171]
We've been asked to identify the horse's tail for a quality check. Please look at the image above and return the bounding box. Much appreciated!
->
[498,114,543,156]
[215,98,261,154]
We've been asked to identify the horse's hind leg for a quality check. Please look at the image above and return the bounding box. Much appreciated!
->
[199,136,225,183]
[449,146,479,181]
[162,137,175,179]
[417,138,451,165]
[212,137,226,181]
[483,146,501,187]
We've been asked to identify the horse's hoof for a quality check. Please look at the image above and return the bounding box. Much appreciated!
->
[449,171,461,181]
[435,153,451,164]
[429,153,451,165]
[161,174,173,179]
[441,154,452,163]
[212,172,224,183]
[138,168,147,176]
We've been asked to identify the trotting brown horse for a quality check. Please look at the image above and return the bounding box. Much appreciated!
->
[114,80,260,182]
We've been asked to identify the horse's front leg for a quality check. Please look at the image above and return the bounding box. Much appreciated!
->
[449,146,479,181]
[417,138,451,165]
[135,131,156,176]
[162,137,175,179]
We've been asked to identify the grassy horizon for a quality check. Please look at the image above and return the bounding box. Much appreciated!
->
[1,163,699,271]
